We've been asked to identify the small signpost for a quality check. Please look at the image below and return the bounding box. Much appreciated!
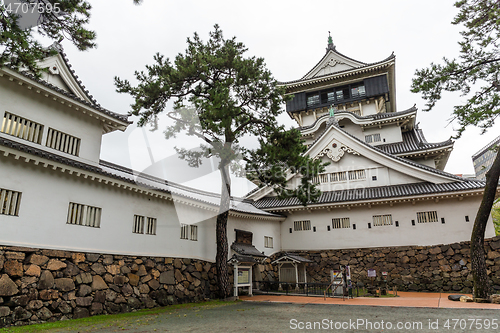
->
[381,271,388,295]
[367,269,376,293]
[233,266,252,297]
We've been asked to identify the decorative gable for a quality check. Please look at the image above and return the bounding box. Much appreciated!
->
[314,138,360,162]
[37,53,94,104]
[302,50,365,80]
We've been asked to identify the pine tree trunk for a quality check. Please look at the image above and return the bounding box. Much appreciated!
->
[216,164,231,298]
[471,147,500,300]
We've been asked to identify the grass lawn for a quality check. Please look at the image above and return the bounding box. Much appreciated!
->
[0,300,234,333]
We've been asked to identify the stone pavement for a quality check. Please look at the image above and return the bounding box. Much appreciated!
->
[240,291,500,309]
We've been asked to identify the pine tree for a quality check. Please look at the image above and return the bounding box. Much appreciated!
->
[1,0,141,73]
[115,25,326,298]
[411,0,500,300]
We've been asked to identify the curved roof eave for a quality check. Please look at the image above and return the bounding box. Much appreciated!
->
[299,106,417,135]
[279,54,395,89]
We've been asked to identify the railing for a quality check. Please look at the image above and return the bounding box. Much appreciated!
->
[254,281,335,297]
[254,281,365,298]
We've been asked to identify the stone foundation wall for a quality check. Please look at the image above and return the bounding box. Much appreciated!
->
[0,246,222,328]
[258,236,500,294]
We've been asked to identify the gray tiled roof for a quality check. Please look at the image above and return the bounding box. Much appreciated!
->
[228,254,257,264]
[246,116,464,200]
[3,44,129,124]
[309,120,465,181]
[377,129,453,155]
[253,181,486,209]
[50,43,100,107]
[272,253,313,264]
[472,135,500,160]
[280,52,395,86]
[231,242,267,257]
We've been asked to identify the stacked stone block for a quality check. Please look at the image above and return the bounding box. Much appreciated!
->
[0,247,218,327]
[258,236,500,294]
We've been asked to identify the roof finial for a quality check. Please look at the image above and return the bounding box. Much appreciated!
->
[327,31,336,52]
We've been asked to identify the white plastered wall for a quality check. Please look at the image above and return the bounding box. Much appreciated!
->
[0,157,281,261]
[280,196,495,251]
[0,76,103,165]
[227,216,281,257]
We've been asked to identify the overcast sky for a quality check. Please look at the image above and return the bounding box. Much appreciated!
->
[58,0,500,196]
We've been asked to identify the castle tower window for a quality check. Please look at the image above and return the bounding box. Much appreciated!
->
[373,214,393,226]
[348,169,366,181]
[332,217,350,229]
[133,215,145,234]
[351,83,366,99]
[46,128,81,156]
[1,112,43,144]
[67,202,101,228]
[365,134,381,143]
[180,224,189,239]
[320,89,335,104]
[416,211,438,223]
[264,236,273,248]
[146,217,157,235]
[0,188,22,216]
[190,225,198,241]
[294,220,311,231]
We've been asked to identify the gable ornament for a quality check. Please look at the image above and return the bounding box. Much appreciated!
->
[321,58,347,70]
[314,138,360,162]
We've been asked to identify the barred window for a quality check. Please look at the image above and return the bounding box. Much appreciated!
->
[330,171,347,182]
[0,188,22,216]
[332,217,350,229]
[190,225,198,241]
[348,169,366,181]
[67,202,101,228]
[416,211,438,223]
[180,224,189,239]
[365,134,381,143]
[146,217,157,235]
[264,236,273,248]
[372,214,393,227]
[133,215,144,234]
[46,128,80,156]
[1,112,43,144]
[294,220,311,231]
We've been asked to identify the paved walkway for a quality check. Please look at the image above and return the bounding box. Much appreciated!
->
[240,291,500,309]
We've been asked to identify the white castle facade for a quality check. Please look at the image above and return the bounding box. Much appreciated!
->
[0,41,496,266]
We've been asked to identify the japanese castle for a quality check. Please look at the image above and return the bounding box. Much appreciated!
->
[0,38,495,265]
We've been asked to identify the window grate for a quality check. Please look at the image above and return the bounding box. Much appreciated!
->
[294,220,311,231]
[330,171,347,182]
[372,214,393,227]
[365,134,381,143]
[1,112,43,144]
[332,217,350,229]
[264,236,273,248]
[180,224,189,239]
[67,202,101,228]
[46,128,80,156]
[348,169,366,181]
[190,225,198,241]
[146,217,157,235]
[0,188,22,216]
[416,211,438,223]
[133,215,145,234]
